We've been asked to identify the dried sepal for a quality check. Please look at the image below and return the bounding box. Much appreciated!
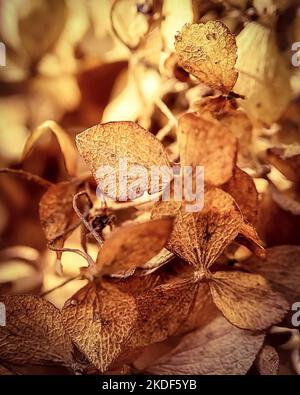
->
[76,122,171,200]
[151,187,243,270]
[193,95,254,168]
[174,21,238,93]
[255,345,279,375]
[127,280,215,351]
[223,167,258,225]
[62,274,215,373]
[178,112,237,185]
[147,316,265,375]
[92,218,174,277]
[62,281,137,373]
[0,295,74,368]
[174,283,218,336]
[236,221,266,259]
[112,279,216,368]
[241,245,300,304]
[22,120,78,176]
[126,280,198,351]
[209,271,288,330]
[39,181,80,263]
[235,22,292,125]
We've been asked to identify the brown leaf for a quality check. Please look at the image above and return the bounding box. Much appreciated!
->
[174,21,238,93]
[151,187,243,270]
[0,296,74,368]
[223,167,258,224]
[255,345,279,375]
[76,121,171,200]
[62,281,137,373]
[266,145,300,183]
[147,315,265,375]
[178,112,237,185]
[92,218,174,277]
[241,245,300,304]
[22,120,78,176]
[209,271,288,330]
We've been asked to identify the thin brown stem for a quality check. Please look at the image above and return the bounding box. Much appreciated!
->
[73,191,104,245]
[47,243,95,268]
[0,168,52,188]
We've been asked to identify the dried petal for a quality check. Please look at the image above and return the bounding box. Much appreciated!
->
[147,316,265,375]
[112,278,214,369]
[223,167,258,224]
[175,283,218,335]
[127,280,199,349]
[151,187,243,270]
[236,222,266,259]
[62,281,137,373]
[22,120,78,176]
[178,112,237,185]
[127,279,218,353]
[175,21,238,93]
[76,122,170,200]
[0,296,74,368]
[193,96,254,168]
[39,181,79,262]
[209,271,288,330]
[217,108,253,169]
[235,22,292,125]
[255,345,279,375]
[93,218,174,277]
[242,245,300,304]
